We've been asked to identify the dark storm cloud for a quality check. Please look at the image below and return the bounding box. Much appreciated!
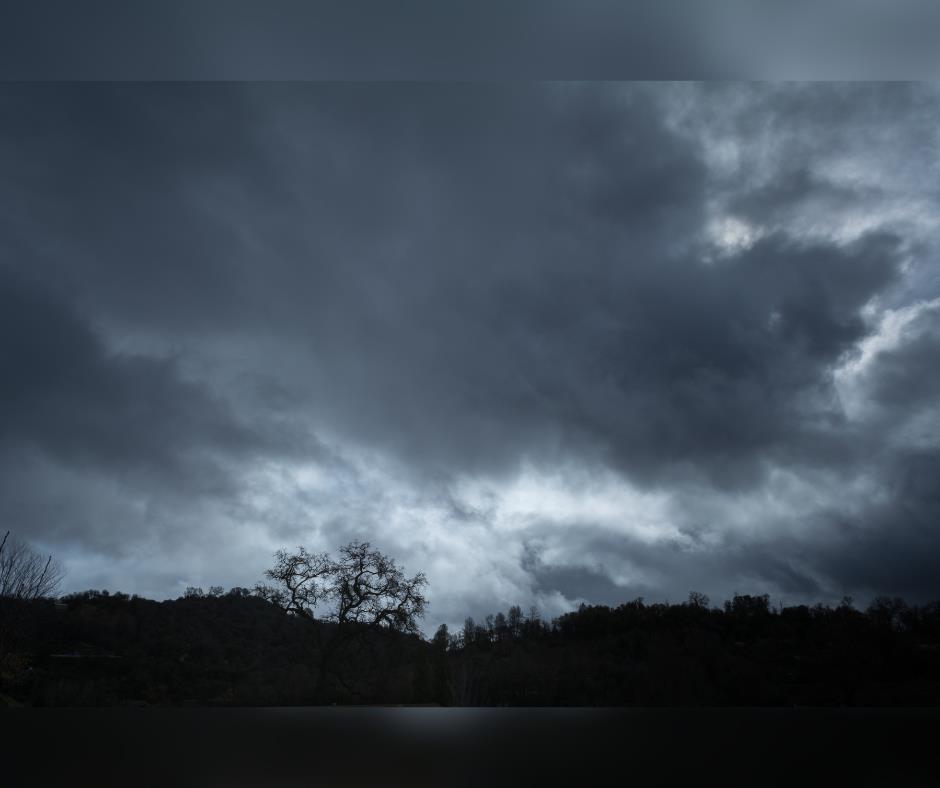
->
[0,265,320,558]
[0,267,261,483]
[0,83,712,481]
[1,82,938,612]
[788,302,940,602]
[528,534,827,607]
[800,447,940,602]
[725,167,866,229]
[4,81,897,491]
[548,230,900,487]
[861,303,940,412]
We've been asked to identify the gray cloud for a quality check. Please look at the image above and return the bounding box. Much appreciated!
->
[862,303,940,412]
[0,267,259,482]
[1,82,939,626]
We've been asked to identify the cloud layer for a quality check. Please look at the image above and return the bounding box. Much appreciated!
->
[2,83,939,628]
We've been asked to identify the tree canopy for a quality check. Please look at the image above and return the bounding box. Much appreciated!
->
[256,540,428,635]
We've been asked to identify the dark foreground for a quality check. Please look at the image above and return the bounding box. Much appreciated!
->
[2,708,938,788]
[5,592,940,706]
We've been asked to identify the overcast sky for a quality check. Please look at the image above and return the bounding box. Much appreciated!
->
[2,83,939,629]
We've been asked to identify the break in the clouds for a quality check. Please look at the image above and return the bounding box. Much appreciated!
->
[2,83,939,628]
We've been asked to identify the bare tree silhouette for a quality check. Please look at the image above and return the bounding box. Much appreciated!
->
[257,540,428,701]
[0,531,64,600]
[257,540,427,633]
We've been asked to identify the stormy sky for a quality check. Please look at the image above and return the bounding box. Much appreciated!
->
[2,82,940,629]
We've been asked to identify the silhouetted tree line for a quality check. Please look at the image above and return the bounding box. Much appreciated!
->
[0,540,437,707]
[3,588,940,706]
[440,593,940,705]
[1,536,938,706]
[0,587,432,706]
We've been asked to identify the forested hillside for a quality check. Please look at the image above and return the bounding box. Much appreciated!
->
[2,590,939,706]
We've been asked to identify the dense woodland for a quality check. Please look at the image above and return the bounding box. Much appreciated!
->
[2,589,940,706]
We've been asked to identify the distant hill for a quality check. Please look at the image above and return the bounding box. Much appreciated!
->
[448,595,940,705]
[2,590,939,706]
[0,590,433,706]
